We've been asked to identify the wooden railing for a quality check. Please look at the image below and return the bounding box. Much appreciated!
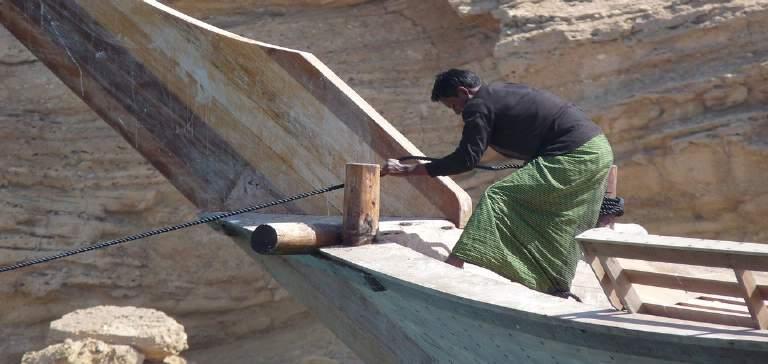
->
[577,229,768,330]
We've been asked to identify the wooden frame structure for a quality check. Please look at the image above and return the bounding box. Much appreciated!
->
[578,230,768,329]
[580,165,768,329]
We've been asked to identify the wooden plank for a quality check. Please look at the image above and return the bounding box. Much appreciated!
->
[734,269,768,329]
[584,255,624,310]
[342,163,380,246]
[584,165,626,310]
[625,269,747,297]
[0,0,472,226]
[593,252,644,313]
[578,230,768,271]
[578,229,768,257]
[642,302,755,328]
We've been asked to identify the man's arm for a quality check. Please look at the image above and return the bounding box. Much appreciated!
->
[424,102,493,177]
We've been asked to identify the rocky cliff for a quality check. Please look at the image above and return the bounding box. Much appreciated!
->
[1,1,766,363]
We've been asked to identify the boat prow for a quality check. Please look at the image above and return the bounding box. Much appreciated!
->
[0,0,471,226]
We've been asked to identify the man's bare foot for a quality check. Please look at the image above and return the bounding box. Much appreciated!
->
[445,254,465,268]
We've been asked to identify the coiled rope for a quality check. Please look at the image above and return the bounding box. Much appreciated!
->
[600,196,624,217]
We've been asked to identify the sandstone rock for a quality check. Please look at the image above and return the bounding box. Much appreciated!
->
[48,306,188,361]
[21,338,144,364]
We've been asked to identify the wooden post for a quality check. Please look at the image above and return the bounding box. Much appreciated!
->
[584,165,640,311]
[343,163,380,246]
[734,269,768,329]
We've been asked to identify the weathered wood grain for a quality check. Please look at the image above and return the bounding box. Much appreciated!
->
[0,0,471,226]
[342,163,379,246]
[218,213,768,363]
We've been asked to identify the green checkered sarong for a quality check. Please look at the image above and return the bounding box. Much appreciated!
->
[452,134,613,293]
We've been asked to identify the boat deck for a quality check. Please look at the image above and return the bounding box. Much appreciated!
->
[214,213,768,344]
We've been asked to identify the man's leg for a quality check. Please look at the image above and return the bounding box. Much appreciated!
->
[445,254,465,268]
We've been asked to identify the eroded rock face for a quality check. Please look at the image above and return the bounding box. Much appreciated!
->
[21,338,144,364]
[1,0,767,363]
[48,306,188,361]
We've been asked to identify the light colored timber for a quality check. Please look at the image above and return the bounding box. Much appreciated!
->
[735,269,768,329]
[577,229,768,271]
[600,254,643,313]
[0,0,471,227]
[579,228,768,328]
[585,165,628,310]
[625,269,768,298]
[214,213,768,363]
[250,221,342,254]
[641,302,756,328]
[343,163,380,246]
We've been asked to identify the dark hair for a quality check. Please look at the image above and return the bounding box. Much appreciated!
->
[430,69,482,102]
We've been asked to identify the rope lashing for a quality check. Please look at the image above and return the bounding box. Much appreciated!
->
[0,183,344,273]
[600,196,624,217]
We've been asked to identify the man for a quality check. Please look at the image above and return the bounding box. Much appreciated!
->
[383,69,613,298]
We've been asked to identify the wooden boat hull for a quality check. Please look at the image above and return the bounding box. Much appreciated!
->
[218,214,768,364]
[0,0,471,226]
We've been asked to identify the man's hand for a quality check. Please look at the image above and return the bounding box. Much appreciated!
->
[381,159,427,177]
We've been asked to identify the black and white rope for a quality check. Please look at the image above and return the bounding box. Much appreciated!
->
[0,183,345,273]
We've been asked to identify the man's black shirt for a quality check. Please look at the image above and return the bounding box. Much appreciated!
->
[425,83,602,176]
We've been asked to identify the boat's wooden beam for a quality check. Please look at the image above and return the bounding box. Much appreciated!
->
[578,231,768,271]
[624,269,768,297]
[343,163,380,246]
[251,221,342,254]
[580,241,768,272]
[583,248,643,313]
[734,269,768,329]
[579,229,768,328]
[0,0,472,226]
[584,165,632,311]
[641,302,755,328]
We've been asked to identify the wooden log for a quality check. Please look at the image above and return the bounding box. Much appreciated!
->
[343,163,381,246]
[251,222,342,254]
